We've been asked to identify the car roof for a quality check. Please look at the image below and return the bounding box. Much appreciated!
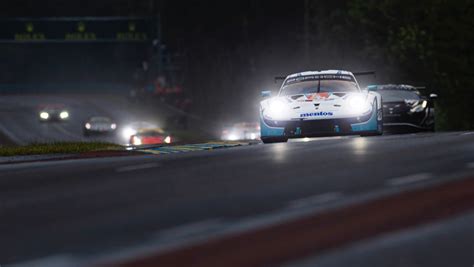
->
[89,116,112,122]
[38,104,66,110]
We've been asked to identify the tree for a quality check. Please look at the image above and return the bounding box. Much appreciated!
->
[348,0,474,130]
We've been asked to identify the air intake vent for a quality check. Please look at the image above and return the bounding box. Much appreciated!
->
[291,95,304,100]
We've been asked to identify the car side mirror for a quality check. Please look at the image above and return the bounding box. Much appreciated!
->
[261,90,272,98]
[429,93,438,100]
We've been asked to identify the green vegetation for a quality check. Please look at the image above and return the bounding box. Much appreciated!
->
[0,142,123,157]
[347,0,474,130]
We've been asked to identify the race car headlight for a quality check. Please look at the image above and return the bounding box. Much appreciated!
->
[59,111,69,119]
[85,123,91,129]
[264,99,288,120]
[40,112,49,120]
[404,99,419,106]
[421,100,428,109]
[122,127,137,139]
[349,96,372,114]
[227,133,239,141]
[410,100,428,113]
[164,136,171,144]
[110,123,117,130]
[132,136,142,145]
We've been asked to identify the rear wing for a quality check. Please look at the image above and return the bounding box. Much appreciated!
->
[367,84,427,92]
[274,76,286,83]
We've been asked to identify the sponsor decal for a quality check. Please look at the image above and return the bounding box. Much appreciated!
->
[285,74,355,86]
[306,92,330,100]
[300,111,334,118]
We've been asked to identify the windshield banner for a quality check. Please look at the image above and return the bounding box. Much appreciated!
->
[285,74,355,86]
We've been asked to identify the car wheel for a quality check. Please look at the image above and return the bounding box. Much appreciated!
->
[261,137,288,144]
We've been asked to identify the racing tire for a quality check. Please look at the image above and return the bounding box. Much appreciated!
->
[261,137,288,144]
[360,122,383,137]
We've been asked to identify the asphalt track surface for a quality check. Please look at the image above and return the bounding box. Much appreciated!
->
[1,131,473,266]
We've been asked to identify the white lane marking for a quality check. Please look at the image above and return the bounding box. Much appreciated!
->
[387,173,432,186]
[0,121,26,145]
[467,162,474,169]
[116,162,160,173]
[461,132,474,136]
[287,192,343,210]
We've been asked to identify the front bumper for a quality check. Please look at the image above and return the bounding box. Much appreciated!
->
[261,108,379,138]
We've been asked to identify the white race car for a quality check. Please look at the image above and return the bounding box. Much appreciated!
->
[83,116,117,137]
[38,104,70,122]
[259,70,383,143]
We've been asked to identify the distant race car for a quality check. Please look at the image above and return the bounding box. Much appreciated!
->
[83,116,117,136]
[367,84,437,131]
[129,128,172,146]
[38,104,70,122]
[121,121,158,141]
[221,122,261,141]
[259,70,383,143]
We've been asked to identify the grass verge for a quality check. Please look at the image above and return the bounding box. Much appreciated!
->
[0,142,123,157]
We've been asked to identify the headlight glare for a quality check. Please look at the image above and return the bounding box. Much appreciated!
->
[349,95,371,114]
[40,112,49,120]
[60,111,69,119]
[132,136,142,145]
[421,100,428,109]
[122,127,137,139]
[265,99,287,120]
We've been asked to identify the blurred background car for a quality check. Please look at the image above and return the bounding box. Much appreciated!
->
[38,104,69,122]
[221,122,260,141]
[368,84,438,132]
[120,121,159,142]
[129,128,172,146]
[83,116,117,137]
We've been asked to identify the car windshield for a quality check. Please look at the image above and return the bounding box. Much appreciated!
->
[280,80,359,96]
[378,90,421,102]
[139,129,165,136]
[91,117,111,123]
